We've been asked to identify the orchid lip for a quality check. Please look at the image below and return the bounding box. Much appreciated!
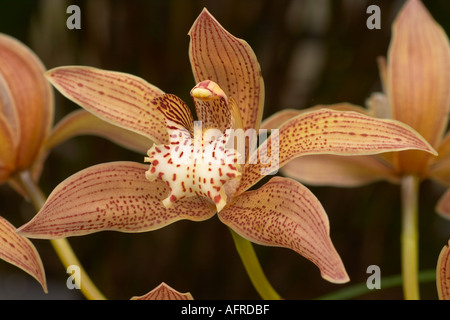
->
[144,120,242,212]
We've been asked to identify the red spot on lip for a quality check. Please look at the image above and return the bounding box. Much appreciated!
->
[170,195,177,202]
[152,160,159,166]
[214,195,221,204]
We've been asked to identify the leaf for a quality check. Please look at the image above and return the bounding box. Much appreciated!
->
[130,282,194,300]
[218,176,349,284]
[189,8,264,132]
[437,240,450,300]
[237,109,437,194]
[46,66,168,144]
[17,162,217,239]
[0,216,47,292]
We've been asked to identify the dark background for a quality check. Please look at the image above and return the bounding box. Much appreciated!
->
[0,0,449,300]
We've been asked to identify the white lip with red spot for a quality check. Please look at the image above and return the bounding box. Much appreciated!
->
[145,124,241,212]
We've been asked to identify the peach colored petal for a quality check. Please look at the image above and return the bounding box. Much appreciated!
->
[0,112,16,178]
[44,109,153,154]
[388,0,450,172]
[0,33,53,170]
[435,189,450,220]
[131,282,193,300]
[281,154,397,187]
[218,176,349,283]
[189,8,264,132]
[46,66,168,144]
[437,240,450,300]
[237,109,436,194]
[0,216,47,292]
[260,103,369,131]
[151,94,194,135]
[17,162,216,239]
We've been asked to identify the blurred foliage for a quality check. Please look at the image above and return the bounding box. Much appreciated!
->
[0,0,449,299]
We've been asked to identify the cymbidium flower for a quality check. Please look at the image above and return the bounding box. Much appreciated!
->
[272,0,449,299]
[17,8,436,291]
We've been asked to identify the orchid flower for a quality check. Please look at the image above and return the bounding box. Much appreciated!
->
[273,0,450,299]
[0,32,155,299]
[17,8,436,298]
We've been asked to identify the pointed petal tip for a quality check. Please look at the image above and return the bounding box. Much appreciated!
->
[437,239,450,300]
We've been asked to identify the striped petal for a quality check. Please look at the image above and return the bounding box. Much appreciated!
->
[435,189,450,220]
[237,109,436,194]
[0,216,47,292]
[189,8,264,132]
[151,94,194,135]
[17,162,216,239]
[388,0,450,173]
[44,109,153,154]
[437,240,450,300]
[218,176,349,284]
[131,282,193,300]
[0,33,53,171]
[280,154,397,187]
[46,66,168,144]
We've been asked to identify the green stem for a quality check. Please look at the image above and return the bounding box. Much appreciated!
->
[316,269,435,300]
[229,228,281,300]
[14,170,107,300]
[400,175,420,300]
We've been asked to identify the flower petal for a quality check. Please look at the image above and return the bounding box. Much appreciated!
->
[281,154,397,187]
[44,109,153,154]
[427,131,450,186]
[437,240,450,300]
[0,33,53,170]
[388,0,450,171]
[260,103,370,131]
[435,189,450,220]
[218,176,349,283]
[130,282,194,300]
[151,94,194,134]
[46,66,168,144]
[238,109,436,194]
[17,162,216,239]
[0,112,16,177]
[0,216,47,292]
[189,8,264,132]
